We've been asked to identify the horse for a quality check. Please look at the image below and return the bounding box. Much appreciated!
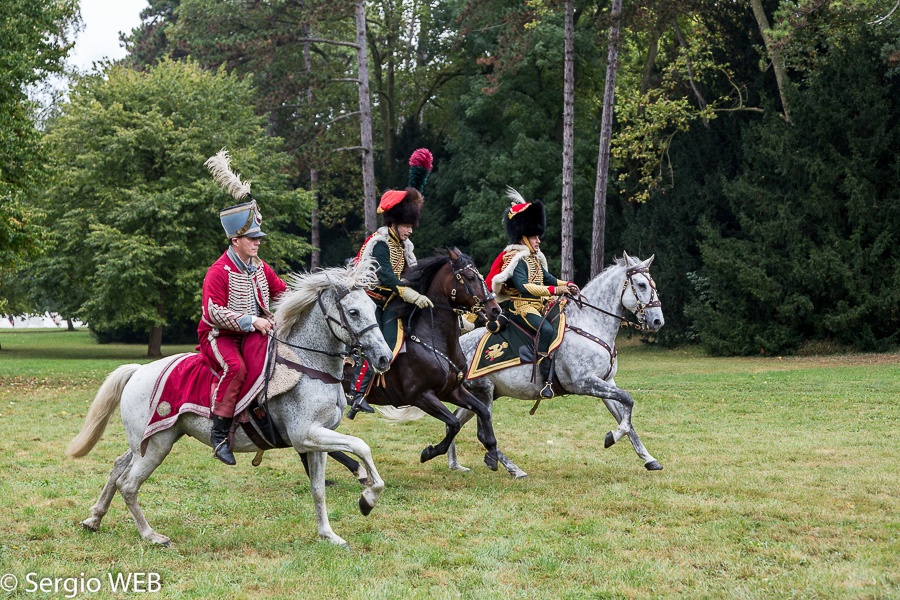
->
[341,248,507,469]
[443,252,665,478]
[67,259,394,549]
[379,252,662,478]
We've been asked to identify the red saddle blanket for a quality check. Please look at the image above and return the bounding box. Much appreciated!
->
[140,332,271,455]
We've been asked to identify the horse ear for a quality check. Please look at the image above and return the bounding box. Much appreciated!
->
[447,247,460,261]
[623,251,634,265]
[643,254,655,267]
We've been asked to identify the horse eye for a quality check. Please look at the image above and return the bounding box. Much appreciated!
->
[348,309,360,317]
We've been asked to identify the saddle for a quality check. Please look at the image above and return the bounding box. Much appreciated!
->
[467,301,567,380]
[140,333,303,456]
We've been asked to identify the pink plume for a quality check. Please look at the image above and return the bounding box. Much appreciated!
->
[409,148,433,171]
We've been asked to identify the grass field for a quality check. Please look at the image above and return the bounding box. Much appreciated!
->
[0,329,897,599]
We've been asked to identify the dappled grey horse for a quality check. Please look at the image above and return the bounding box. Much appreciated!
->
[448,252,665,478]
[67,259,393,548]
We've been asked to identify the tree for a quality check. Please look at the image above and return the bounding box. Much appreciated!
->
[0,0,78,317]
[560,0,576,281]
[590,0,623,278]
[38,60,312,357]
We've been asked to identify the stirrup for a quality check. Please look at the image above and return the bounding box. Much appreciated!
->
[346,395,374,420]
[213,439,236,466]
[540,380,555,399]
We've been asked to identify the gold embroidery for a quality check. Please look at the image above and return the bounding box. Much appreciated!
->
[485,342,509,361]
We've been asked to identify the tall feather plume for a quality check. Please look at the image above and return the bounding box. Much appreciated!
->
[407,148,433,192]
[205,148,252,201]
[505,186,527,206]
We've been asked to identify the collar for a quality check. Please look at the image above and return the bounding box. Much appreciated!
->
[227,247,259,274]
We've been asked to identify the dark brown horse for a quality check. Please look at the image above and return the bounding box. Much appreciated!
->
[341,248,506,470]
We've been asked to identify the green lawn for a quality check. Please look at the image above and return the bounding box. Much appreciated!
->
[0,329,897,598]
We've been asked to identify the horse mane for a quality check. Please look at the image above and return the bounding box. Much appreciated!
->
[407,253,448,295]
[580,255,629,298]
[274,257,379,331]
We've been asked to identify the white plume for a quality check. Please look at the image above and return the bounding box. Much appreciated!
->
[205,148,252,201]
[505,186,527,205]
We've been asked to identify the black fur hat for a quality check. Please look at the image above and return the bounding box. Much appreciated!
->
[378,148,432,228]
[503,187,545,244]
[379,187,424,227]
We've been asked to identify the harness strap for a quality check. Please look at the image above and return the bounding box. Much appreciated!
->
[566,324,617,380]
[275,353,342,384]
[407,334,465,381]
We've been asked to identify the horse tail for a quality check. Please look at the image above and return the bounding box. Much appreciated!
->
[374,405,427,423]
[67,364,141,458]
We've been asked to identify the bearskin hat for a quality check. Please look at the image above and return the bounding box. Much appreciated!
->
[378,148,432,228]
[503,187,545,244]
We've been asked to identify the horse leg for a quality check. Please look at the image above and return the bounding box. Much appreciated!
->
[445,387,500,472]
[298,452,364,486]
[82,450,133,532]
[329,451,367,484]
[296,426,385,533]
[600,395,662,471]
[572,377,636,448]
[306,451,348,548]
[414,390,463,463]
[446,408,475,472]
[116,431,180,547]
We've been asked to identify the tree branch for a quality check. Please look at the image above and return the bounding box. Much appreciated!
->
[868,0,900,24]
[297,37,360,50]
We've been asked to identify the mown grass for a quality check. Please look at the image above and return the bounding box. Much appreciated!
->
[0,329,897,598]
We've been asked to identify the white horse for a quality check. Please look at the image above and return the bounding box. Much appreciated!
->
[444,252,665,478]
[67,259,393,548]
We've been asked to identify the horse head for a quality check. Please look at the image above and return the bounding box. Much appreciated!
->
[446,247,502,321]
[620,252,664,332]
[276,259,393,374]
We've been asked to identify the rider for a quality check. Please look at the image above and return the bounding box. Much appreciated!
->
[347,148,434,419]
[485,187,579,399]
[199,151,287,465]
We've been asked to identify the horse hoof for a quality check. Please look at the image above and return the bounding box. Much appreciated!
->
[420,446,436,463]
[325,479,337,487]
[359,496,374,516]
[604,431,615,448]
[513,472,529,480]
[644,460,663,471]
[81,519,100,532]
[484,452,499,472]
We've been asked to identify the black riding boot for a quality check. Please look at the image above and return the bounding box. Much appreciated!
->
[346,361,375,420]
[210,415,236,465]
[519,345,555,398]
[539,355,556,399]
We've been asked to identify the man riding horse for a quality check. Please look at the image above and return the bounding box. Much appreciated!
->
[485,187,579,399]
[199,150,287,465]
[347,148,434,419]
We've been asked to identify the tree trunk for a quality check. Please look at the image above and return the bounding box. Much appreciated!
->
[560,0,575,282]
[303,28,321,270]
[147,304,164,358]
[749,0,792,122]
[355,0,377,233]
[66,318,74,331]
[310,169,320,270]
[591,0,623,278]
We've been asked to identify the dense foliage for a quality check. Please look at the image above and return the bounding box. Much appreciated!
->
[2,0,898,354]
[35,60,311,354]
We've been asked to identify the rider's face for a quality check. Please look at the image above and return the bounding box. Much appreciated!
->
[232,235,261,262]
[526,235,541,251]
[394,224,414,241]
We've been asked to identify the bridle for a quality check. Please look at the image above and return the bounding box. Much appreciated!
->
[318,286,379,350]
[269,286,376,358]
[571,264,662,330]
[446,256,495,317]
[621,265,662,329]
